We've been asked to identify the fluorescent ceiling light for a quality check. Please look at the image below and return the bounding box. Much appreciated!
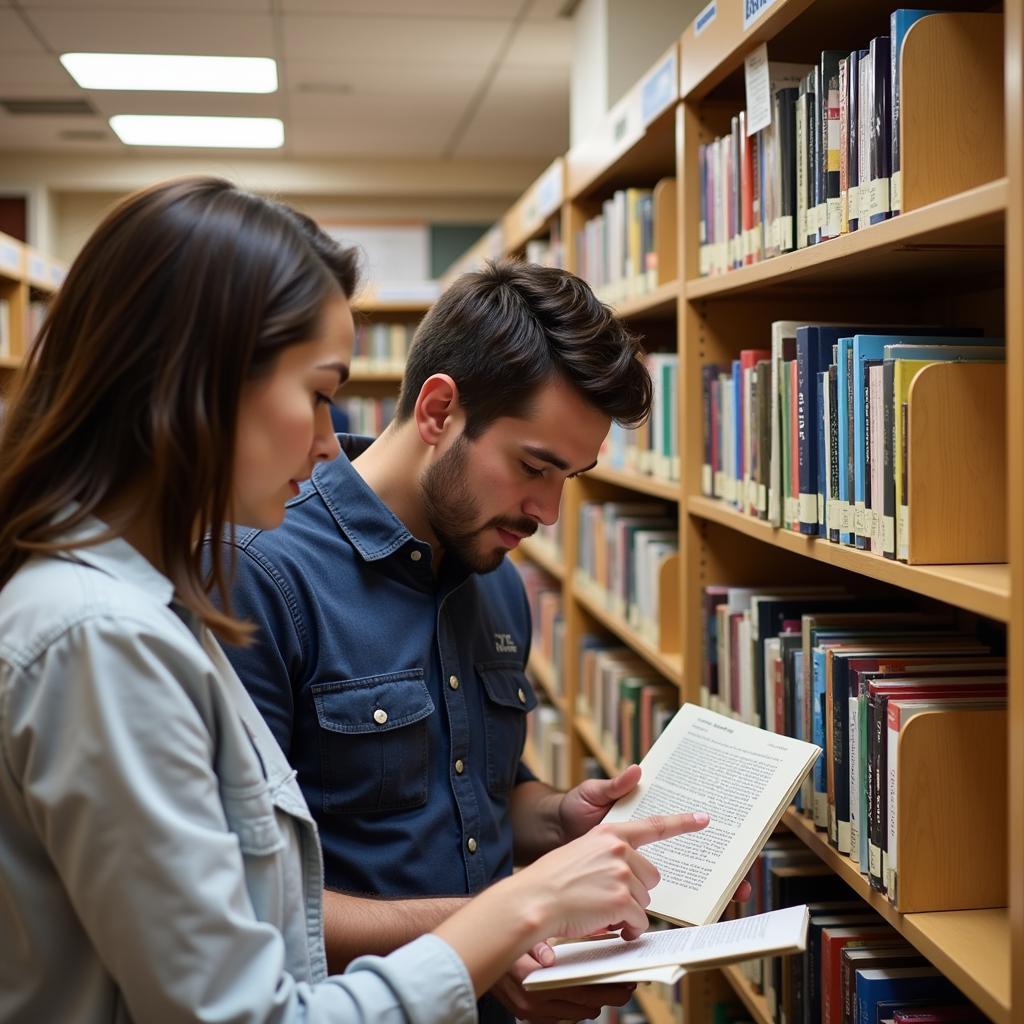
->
[60,53,277,93]
[109,115,284,148]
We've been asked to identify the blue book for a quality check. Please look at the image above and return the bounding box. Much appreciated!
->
[837,337,855,544]
[855,966,955,1024]
[851,332,990,548]
[812,645,829,825]
[816,371,828,535]
[890,11,940,215]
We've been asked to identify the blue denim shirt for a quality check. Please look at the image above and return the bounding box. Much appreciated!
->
[217,435,537,901]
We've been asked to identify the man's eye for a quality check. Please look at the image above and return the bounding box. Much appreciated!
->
[520,461,544,478]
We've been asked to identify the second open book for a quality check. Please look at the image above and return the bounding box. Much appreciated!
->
[524,703,819,989]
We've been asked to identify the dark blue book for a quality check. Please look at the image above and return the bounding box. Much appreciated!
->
[855,967,957,1024]
[817,371,828,534]
[847,49,868,232]
[702,364,721,496]
[867,37,892,226]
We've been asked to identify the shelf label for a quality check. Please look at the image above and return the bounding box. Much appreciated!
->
[641,50,677,124]
[743,0,779,31]
[694,1,717,36]
[0,241,20,274]
[29,255,46,281]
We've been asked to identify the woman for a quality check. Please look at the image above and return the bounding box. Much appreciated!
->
[0,176,707,1023]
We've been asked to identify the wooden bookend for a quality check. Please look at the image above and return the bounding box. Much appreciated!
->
[657,551,681,654]
[896,707,1007,913]
[900,13,1004,213]
[906,361,1006,565]
[653,177,678,285]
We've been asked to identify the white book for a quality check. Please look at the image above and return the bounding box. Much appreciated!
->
[768,321,803,526]
[601,704,820,927]
[524,905,809,989]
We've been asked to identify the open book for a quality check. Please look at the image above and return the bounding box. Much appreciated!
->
[524,905,810,990]
[601,703,820,926]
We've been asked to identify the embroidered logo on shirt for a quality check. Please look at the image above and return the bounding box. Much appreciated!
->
[494,632,518,654]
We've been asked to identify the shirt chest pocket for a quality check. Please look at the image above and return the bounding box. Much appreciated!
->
[311,670,434,815]
[476,661,538,798]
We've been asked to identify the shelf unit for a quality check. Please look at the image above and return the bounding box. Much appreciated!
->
[456,2,1023,1021]
[0,230,65,376]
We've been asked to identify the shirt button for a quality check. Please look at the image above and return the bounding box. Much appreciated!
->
[467,837,478,854]
[448,675,460,690]
[373,709,388,725]
[454,759,465,775]
[517,687,527,704]
[410,550,422,562]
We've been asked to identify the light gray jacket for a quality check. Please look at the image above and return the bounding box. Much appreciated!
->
[0,519,476,1023]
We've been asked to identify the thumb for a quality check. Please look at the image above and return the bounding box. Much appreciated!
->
[600,763,642,802]
[531,941,556,967]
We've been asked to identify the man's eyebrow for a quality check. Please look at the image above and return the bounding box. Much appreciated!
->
[319,361,350,384]
[522,445,597,476]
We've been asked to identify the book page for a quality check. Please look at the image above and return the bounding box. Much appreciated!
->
[524,905,809,989]
[602,704,820,925]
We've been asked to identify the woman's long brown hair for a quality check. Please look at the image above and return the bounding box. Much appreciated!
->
[0,176,357,643]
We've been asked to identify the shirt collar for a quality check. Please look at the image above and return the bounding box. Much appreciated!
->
[51,510,176,606]
[310,434,431,566]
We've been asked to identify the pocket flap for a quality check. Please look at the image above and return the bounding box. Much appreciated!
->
[221,786,286,856]
[312,670,434,735]
[475,661,538,713]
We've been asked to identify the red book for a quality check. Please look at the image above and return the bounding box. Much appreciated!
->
[740,111,755,266]
[822,925,894,1024]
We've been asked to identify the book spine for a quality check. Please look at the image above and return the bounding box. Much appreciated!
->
[796,332,818,534]
[839,58,849,234]
[817,371,828,535]
[828,366,841,543]
[882,359,897,558]
[868,37,892,225]
[843,344,856,545]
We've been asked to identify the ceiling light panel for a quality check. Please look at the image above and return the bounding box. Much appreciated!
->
[61,53,277,93]
[109,114,284,148]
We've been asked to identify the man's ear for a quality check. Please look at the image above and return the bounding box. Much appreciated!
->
[414,374,463,447]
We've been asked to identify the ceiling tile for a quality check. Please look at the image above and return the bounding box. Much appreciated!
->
[281,0,522,15]
[284,59,486,100]
[0,54,78,92]
[19,0,271,8]
[286,115,448,159]
[285,88,465,123]
[281,14,507,63]
[0,111,118,152]
[504,19,573,67]
[24,10,275,56]
[86,91,282,118]
[0,10,47,52]
[525,0,571,18]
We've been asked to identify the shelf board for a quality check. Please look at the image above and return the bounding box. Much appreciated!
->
[687,496,1010,622]
[685,179,1007,299]
[585,463,680,502]
[347,369,404,384]
[574,714,622,777]
[634,983,678,1024]
[572,577,683,685]
[783,808,1010,1024]
[0,355,22,370]
[527,650,566,716]
[612,279,679,321]
[720,965,773,1024]
[518,536,565,580]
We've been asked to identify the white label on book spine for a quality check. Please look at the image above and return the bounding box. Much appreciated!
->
[840,503,853,534]
[798,493,817,524]
[848,184,860,222]
[758,483,767,513]
[838,820,851,855]
[828,499,840,531]
[854,501,867,537]
[891,169,903,214]
[779,215,793,251]
[797,210,807,246]
[817,493,824,524]
[869,843,881,878]
[897,508,909,561]
[829,805,837,843]
[827,198,841,239]
[883,515,895,553]
[867,178,891,218]
[813,792,828,828]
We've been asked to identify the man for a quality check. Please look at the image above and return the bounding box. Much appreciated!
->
[219,260,712,1022]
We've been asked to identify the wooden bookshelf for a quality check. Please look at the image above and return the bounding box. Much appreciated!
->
[526,649,565,716]
[586,463,680,502]
[688,495,1012,623]
[574,713,621,778]
[720,965,773,1024]
[611,279,679,321]
[518,536,564,580]
[783,808,1010,1024]
[439,7,1023,1020]
[634,984,677,1024]
[0,232,64,370]
[572,576,683,686]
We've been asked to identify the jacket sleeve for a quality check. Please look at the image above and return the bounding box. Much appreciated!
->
[1,614,476,1024]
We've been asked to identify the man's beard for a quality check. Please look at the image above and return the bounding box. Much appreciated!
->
[420,435,537,574]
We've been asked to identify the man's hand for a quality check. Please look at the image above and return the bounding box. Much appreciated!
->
[557,764,642,842]
[491,951,635,1024]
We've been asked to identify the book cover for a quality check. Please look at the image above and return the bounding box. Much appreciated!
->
[776,87,800,254]
[854,966,955,1024]
[820,51,844,240]
[867,37,892,226]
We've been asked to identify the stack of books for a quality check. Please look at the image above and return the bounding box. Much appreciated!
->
[351,321,417,374]
[336,396,396,438]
